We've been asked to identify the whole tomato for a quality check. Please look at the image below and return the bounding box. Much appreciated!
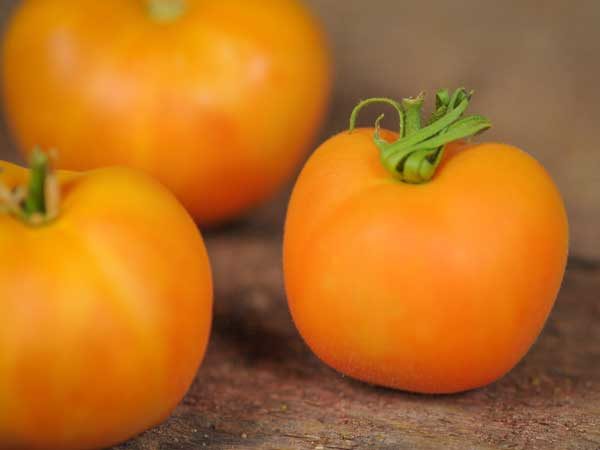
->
[2,0,332,225]
[0,151,212,449]
[284,89,568,394]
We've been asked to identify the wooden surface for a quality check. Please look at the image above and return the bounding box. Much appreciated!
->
[112,216,600,450]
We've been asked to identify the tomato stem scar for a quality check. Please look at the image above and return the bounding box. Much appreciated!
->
[349,88,492,183]
[148,0,186,23]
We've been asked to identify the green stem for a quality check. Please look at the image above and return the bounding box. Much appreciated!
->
[0,148,59,226]
[147,0,186,23]
[349,88,491,183]
[402,93,424,137]
[23,148,48,217]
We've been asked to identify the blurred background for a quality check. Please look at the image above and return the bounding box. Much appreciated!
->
[0,0,598,260]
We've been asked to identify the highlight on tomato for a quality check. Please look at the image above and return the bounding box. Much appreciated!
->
[2,0,332,225]
[283,88,569,394]
[0,150,213,449]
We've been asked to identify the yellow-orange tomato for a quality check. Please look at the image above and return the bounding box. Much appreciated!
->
[284,127,568,393]
[0,158,212,449]
[3,0,331,225]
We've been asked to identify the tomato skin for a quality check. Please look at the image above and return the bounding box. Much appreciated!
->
[2,0,332,225]
[0,162,212,449]
[283,129,569,394]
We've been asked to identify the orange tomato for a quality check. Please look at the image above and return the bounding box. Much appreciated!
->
[2,0,332,225]
[284,90,568,394]
[0,153,212,449]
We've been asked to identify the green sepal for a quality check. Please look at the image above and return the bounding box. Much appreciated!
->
[349,88,491,183]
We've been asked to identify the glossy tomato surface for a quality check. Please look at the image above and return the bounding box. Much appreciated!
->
[284,129,568,394]
[3,0,332,224]
[0,161,212,449]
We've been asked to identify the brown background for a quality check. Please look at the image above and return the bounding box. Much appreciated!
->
[0,0,599,260]
[0,2,599,450]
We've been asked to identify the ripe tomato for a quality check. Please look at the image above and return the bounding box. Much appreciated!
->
[0,151,212,449]
[2,0,332,225]
[284,90,568,394]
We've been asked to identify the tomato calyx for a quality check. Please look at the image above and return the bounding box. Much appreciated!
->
[0,148,60,226]
[349,88,492,183]
[147,0,186,23]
